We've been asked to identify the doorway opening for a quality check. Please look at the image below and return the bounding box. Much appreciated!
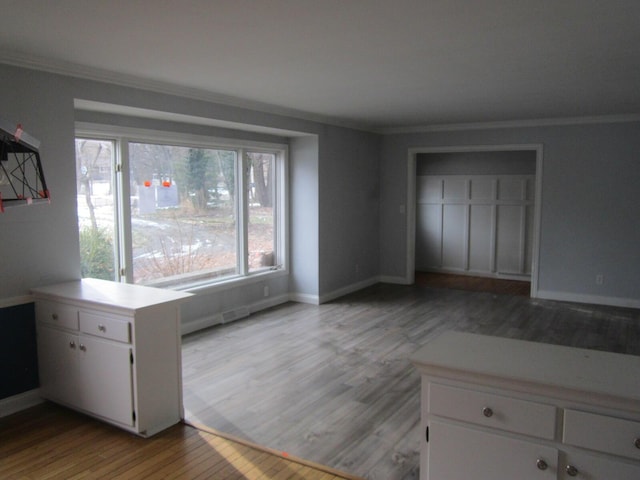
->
[406,145,543,297]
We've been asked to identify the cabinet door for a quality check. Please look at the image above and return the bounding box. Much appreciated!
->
[37,325,80,406]
[77,335,134,427]
[561,450,640,479]
[427,421,557,480]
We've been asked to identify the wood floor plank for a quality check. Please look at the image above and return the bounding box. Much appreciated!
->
[182,281,640,479]
[0,403,356,480]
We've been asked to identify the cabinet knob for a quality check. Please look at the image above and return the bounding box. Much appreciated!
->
[536,458,547,471]
[69,341,76,349]
[635,438,640,449]
[79,344,86,352]
[482,407,493,418]
[98,324,106,332]
[566,465,578,477]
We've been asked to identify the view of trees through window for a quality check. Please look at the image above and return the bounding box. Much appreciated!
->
[75,137,278,287]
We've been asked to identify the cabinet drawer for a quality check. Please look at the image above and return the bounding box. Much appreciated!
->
[429,383,556,439]
[79,311,131,343]
[36,301,78,330]
[563,409,640,460]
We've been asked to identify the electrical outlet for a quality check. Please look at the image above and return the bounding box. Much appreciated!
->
[263,285,269,297]
[595,274,604,285]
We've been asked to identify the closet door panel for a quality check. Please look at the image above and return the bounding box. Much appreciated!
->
[496,205,523,274]
[417,177,443,203]
[469,205,493,272]
[416,204,442,269]
[442,204,466,270]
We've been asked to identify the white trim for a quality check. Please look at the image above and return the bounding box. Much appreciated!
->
[381,114,640,135]
[181,313,223,336]
[249,293,290,314]
[0,295,34,308]
[407,144,543,298]
[288,292,321,305]
[75,122,289,152]
[0,389,43,418]
[75,100,312,138]
[75,124,289,291]
[180,292,289,335]
[536,290,640,310]
[318,277,379,304]
[7,51,638,136]
[0,51,373,133]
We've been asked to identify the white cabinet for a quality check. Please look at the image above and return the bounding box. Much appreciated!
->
[429,421,557,480]
[33,278,192,437]
[412,331,640,480]
[560,450,640,479]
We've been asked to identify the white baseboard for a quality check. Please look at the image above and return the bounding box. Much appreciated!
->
[181,293,290,335]
[0,389,43,418]
[318,277,379,304]
[536,290,640,309]
[181,312,223,335]
[249,293,290,313]
[288,292,320,305]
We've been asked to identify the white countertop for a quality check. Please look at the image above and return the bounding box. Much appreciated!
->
[31,278,193,312]
[411,331,640,405]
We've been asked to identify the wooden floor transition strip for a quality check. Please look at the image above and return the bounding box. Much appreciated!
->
[185,419,364,480]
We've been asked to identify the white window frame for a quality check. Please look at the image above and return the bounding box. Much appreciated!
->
[75,122,289,293]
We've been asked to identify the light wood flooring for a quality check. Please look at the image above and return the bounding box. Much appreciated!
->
[182,282,640,480]
[0,402,360,480]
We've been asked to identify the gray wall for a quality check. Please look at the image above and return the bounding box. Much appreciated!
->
[0,63,381,322]
[0,67,80,296]
[380,122,640,306]
[319,126,381,299]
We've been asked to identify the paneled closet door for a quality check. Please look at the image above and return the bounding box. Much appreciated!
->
[416,174,534,278]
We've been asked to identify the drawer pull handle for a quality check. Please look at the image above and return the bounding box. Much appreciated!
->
[536,458,547,471]
[98,324,106,332]
[69,341,76,349]
[635,438,640,449]
[52,313,58,320]
[566,465,578,477]
[482,407,493,418]
[79,344,86,352]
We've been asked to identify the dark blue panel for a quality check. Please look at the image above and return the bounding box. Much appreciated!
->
[0,303,39,400]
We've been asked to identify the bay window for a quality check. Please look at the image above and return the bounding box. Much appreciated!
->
[75,127,287,289]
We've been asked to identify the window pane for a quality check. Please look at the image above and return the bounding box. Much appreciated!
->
[246,152,275,272]
[75,139,117,281]
[129,143,237,286]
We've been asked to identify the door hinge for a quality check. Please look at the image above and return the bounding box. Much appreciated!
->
[426,426,429,443]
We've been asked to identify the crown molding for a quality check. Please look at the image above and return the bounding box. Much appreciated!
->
[378,114,640,135]
[3,49,639,136]
[0,49,375,134]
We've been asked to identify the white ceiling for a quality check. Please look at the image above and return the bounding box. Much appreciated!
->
[1,0,639,131]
